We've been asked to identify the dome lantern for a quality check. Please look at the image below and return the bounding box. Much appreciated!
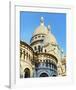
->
[47,25,51,34]
[32,17,48,37]
[47,25,51,31]
[40,17,44,25]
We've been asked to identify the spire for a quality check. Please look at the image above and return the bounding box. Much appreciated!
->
[40,17,44,25]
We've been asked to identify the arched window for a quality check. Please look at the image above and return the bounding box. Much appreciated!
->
[24,68,30,78]
[38,45,41,52]
[26,52,28,60]
[38,45,43,52]
[26,52,28,57]
[34,46,37,51]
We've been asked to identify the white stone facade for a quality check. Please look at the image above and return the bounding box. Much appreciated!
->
[20,17,66,78]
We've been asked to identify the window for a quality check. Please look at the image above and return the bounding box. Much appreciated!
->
[42,35,44,38]
[45,49,46,52]
[26,52,28,58]
[38,45,41,52]
[29,54,30,59]
[34,46,37,50]
[35,36,37,39]
[38,45,43,52]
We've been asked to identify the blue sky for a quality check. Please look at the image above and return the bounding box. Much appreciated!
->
[20,11,66,54]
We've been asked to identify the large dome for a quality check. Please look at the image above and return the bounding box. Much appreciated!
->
[44,25,57,46]
[33,25,48,36]
[31,17,57,45]
[32,17,48,36]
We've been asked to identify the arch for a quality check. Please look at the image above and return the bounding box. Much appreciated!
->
[24,68,30,78]
[39,73,48,77]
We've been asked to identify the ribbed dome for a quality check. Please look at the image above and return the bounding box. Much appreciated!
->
[33,17,48,36]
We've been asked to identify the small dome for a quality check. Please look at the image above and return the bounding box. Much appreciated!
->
[33,17,48,36]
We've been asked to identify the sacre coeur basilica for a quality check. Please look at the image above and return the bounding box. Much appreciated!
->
[20,17,66,78]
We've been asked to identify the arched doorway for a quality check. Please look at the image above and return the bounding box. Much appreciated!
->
[39,73,48,77]
[24,68,30,78]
